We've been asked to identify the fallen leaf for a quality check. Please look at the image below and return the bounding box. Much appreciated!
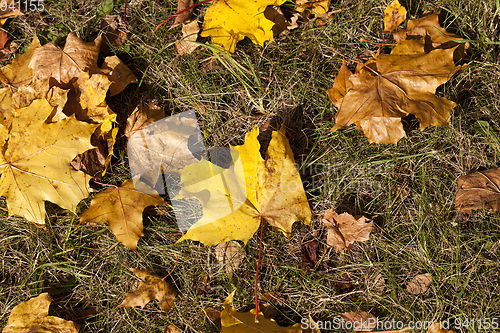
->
[301,238,319,268]
[0,0,23,19]
[0,40,17,63]
[80,178,165,251]
[295,0,331,16]
[125,101,165,138]
[175,125,311,246]
[367,273,385,294]
[100,56,138,96]
[264,6,300,37]
[0,34,40,88]
[338,312,377,332]
[201,0,286,53]
[326,60,352,104]
[2,293,79,333]
[127,110,206,185]
[455,168,500,214]
[173,0,194,27]
[29,33,102,88]
[118,268,178,313]
[328,39,464,144]
[383,0,407,33]
[176,20,200,55]
[406,273,432,295]
[100,15,128,53]
[333,272,354,293]
[0,97,97,225]
[220,291,305,332]
[215,241,245,277]
[322,209,374,252]
[165,325,183,333]
[393,11,469,57]
[427,322,455,333]
[0,30,8,49]
[204,307,222,324]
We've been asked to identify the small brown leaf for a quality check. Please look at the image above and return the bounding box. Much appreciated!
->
[118,268,178,313]
[100,15,128,53]
[406,273,432,295]
[367,273,385,294]
[3,293,79,333]
[301,240,319,268]
[164,324,183,333]
[339,312,377,332]
[215,241,245,277]
[125,102,165,138]
[175,20,200,55]
[0,30,8,49]
[322,209,374,252]
[455,168,500,214]
[427,322,455,333]
[173,0,195,27]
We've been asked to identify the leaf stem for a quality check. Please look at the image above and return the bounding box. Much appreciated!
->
[91,179,117,188]
[162,253,179,281]
[155,0,213,31]
[254,216,264,323]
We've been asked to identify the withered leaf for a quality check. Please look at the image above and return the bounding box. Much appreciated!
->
[407,273,432,295]
[0,0,23,19]
[175,20,200,55]
[339,312,377,332]
[173,0,194,27]
[455,168,500,214]
[125,101,165,138]
[118,268,178,313]
[383,0,406,33]
[322,209,374,252]
[215,241,245,277]
[427,322,455,333]
[80,178,165,251]
[100,56,138,96]
[0,34,40,88]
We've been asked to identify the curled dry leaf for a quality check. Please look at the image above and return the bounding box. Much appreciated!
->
[383,0,407,33]
[125,101,165,138]
[322,209,375,252]
[176,125,311,246]
[2,293,79,333]
[328,39,463,144]
[406,273,432,295]
[29,33,102,88]
[215,241,245,277]
[176,20,200,55]
[338,312,377,332]
[0,97,97,225]
[164,325,183,333]
[173,0,194,27]
[80,178,165,251]
[201,0,286,53]
[101,56,138,96]
[455,167,500,214]
[118,268,178,313]
[220,291,309,332]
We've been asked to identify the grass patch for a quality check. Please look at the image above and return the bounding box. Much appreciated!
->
[1,0,500,332]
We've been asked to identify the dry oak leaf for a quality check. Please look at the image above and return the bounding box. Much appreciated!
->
[201,0,286,53]
[215,241,245,277]
[406,273,432,295]
[393,11,469,56]
[80,178,165,251]
[2,293,79,333]
[295,0,331,16]
[455,168,500,214]
[125,101,165,138]
[0,34,40,88]
[328,39,463,144]
[220,291,315,332]
[175,125,311,246]
[338,312,377,332]
[118,268,178,313]
[176,20,200,55]
[0,97,96,225]
[322,209,374,252]
[29,32,102,89]
[383,0,407,33]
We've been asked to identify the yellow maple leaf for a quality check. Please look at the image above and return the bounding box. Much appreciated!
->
[295,0,331,16]
[118,268,178,313]
[0,97,97,225]
[175,125,311,246]
[80,178,165,251]
[3,293,79,333]
[0,34,40,88]
[201,0,286,53]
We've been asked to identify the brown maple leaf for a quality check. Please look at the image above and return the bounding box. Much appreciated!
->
[322,209,375,252]
[328,39,463,144]
[118,268,178,313]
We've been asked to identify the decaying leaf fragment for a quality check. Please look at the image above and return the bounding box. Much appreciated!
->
[201,0,286,53]
[215,241,245,277]
[406,273,432,295]
[455,168,500,214]
[2,293,79,333]
[329,39,463,144]
[80,178,165,251]
[220,291,311,332]
[322,209,374,252]
[118,268,178,313]
[383,0,406,33]
[0,97,97,225]
[175,125,311,246]
[173,0,194,27]
[176,20,200,55]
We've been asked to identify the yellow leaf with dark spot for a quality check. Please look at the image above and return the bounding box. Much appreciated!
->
[383,0,406,33]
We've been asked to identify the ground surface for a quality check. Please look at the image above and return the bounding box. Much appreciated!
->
[1,0,500,332]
